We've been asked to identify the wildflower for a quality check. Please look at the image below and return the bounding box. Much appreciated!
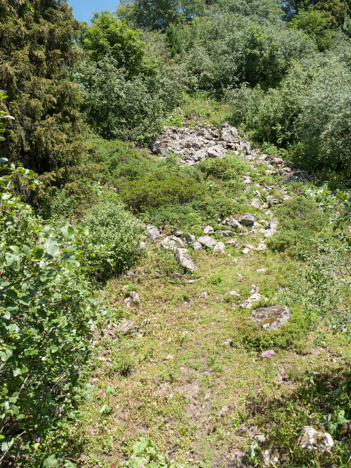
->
[261,350,275,358]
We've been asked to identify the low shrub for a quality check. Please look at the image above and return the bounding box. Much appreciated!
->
[80,191,144,281]
[119,173,204,213]
[267,196,329,258]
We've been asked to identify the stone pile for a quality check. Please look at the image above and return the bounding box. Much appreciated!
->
[152,123,252,166]
[152,123,313,181]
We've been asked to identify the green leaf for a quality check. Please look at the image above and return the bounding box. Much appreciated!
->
[44,240,60,258]
[61,225,75,240]
[43,455,59,468]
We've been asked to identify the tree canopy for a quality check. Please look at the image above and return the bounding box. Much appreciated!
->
[0,0,84,179]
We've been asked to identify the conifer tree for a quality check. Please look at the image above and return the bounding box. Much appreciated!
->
[0,0,85,180]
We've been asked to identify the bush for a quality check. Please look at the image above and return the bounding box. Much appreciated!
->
[267,195,329,258]
[119,173,204,213]
[295,60,351,173]
[75,56,184,144]
[80,192,144,280]
[0,166,99,465]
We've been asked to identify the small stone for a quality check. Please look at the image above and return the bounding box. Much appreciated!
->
[221,230,233,237]
[298,426,334,452]
[198,236,217,248]
[174,230,183,237]
[261,448,280,466]
[239,213,257,227]
[256,268,267,273]
[222,217,241,230]
[252,305,290,331]
[192,241,203,251]
[265,219,278,238]
[250,198,261,209]
[201,291,209,299]
[225,238,237,246]
[146,225,161,243]
[240,293,268,309]
[229,290,240,297]
[124,291,140,308]
[242,176,252,184]
[267,195,280,205]
[223,338,234,347]
[161,235,185,251]
[118,320,138,335]
[254,433,267,444]
[214,242,225,253]
[204,225,214,235]
[185,233,196,243]
[175,248,198,272]
[242,247,250,254]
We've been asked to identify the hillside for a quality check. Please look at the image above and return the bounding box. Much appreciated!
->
[0,0,351,466]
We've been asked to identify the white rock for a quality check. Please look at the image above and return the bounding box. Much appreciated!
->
[174,248,198,272]
[185,233,196,243]
[250,198,261,209]
[118,320,138,335]
[203,225,214,235]
[161,236,185,251]
[192,241,203,250]
[198,236,217,248]
[298,426,334,452]
[146,225,161,243]
[240,293,268,309]
[261,449,280,467]
[239,213,257,227]
[214,242,225,253]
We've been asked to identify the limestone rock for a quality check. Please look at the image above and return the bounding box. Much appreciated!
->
[198,236,217,248]
[185,233,196,243]
[203,225,214,235]
[261,448,280,467]
[240,293,268,309]
[252,305,290,331]
[161,235,185,251]
[175,248,198,272]
[250,198,261,209]
[239,213,257,227]
[265,219,278,238]
[124,291,140,308]
[207,144,226,159]
[221,230,233,237]
[192,241,203,251]
[118,320,138,335]
[298,426,334,452]
[214,242,225,253]
[222,217,241,230]
[146,225,161,243]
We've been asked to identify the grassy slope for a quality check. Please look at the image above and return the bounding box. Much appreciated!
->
[71,95,351,467]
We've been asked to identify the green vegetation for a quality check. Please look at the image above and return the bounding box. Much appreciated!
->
[1,0,351,466]
[0,0,85,181]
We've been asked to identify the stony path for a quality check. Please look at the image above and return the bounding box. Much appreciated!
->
[78,125,339,467]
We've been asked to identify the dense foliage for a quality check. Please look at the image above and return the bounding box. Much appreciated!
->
[0,165,99,466]
[0,0,85,180]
